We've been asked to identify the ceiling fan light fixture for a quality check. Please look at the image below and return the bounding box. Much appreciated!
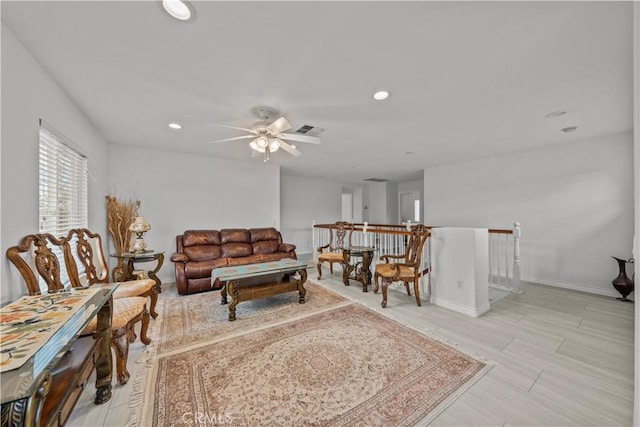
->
[256,136,268,149]
[249,140,265,153]
[269,139,280,152]
[162,0,192,21]
[373,90,390,101]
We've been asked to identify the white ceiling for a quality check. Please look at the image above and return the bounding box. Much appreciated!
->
[1,1,633,183]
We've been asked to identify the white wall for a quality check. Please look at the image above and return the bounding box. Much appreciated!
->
[1,24,110,304]
[425,132,634,297]
[368,182,389,224]
[280,175,342,255]
[108,144,280,282]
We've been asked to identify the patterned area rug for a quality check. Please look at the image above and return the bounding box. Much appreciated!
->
[155,281,348,354]
[131,284,488,427]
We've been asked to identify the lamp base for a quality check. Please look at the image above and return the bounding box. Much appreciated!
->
[131,237,147,253]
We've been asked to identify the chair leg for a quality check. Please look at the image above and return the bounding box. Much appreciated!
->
[329,263,333,274]
[381,280,389,308]
[148,288,159,319]
[414,278,421,307]
[317,261,322,280]
[405,281,411,295]
[139,307,151,345]
[111,326,131,385]
[373,273,380,294]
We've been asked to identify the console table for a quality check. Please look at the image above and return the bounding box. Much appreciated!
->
[111,250,164,293]
[1,286,116,427]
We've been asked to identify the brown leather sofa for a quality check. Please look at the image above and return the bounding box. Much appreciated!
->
[170,228,297,295]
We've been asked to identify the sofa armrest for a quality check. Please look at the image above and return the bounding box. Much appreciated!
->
[279,243,296,253]
[171,253,189,263]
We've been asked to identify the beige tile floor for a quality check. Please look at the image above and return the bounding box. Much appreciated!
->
[68,272,635,426]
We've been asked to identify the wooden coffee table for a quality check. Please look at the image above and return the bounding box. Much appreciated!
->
[211,259,310,321]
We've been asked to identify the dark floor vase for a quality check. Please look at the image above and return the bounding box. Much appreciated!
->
[611,256,634,302]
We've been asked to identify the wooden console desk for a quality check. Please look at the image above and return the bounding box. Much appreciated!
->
[1,286,116,427]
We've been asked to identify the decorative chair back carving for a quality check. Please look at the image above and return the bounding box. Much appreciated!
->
[6,234,81,295]
[405,224,429,266]
[66,228,110,285]
[331,221,354,251]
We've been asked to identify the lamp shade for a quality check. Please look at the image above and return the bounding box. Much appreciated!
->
[129,216,151,232]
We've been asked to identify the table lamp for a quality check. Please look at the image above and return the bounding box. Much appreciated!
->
[129,216,151,253]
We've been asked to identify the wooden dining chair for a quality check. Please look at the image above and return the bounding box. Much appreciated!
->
[373,224,430,308]
[316,221,354,280]
[66,228,159,319]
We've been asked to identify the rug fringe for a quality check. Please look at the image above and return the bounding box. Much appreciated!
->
[413,363,493,426]
[127,298,166,427]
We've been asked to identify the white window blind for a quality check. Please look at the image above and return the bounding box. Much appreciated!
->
[39,121,88,237]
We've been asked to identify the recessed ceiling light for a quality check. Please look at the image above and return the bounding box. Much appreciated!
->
[545,110,567,118]
[162,0,192,21]
[404,151,415,155]
[561,126,577,133]
[168,123,183,130]
[373,90,390,101]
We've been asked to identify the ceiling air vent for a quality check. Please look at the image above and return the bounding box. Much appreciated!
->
[295,125,325,137]
[363,178,389,183]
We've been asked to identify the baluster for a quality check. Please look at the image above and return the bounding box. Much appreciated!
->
[311,220,317,262]
[505,234,510,286]
[512,222,523,294]
[488,234,493,284]
[363,222,368,246]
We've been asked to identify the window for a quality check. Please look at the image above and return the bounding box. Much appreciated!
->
[39,120,88,236]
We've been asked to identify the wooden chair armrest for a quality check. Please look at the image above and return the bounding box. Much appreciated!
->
[317,244,330,253]
[380,254,405,263]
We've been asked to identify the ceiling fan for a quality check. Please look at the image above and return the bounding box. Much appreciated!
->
[209,107,321,162]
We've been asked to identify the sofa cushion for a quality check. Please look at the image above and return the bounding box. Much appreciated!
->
[185,258,228,279]
[221,242,252,258]
[184,230,221,247]
[250,228,280,242]
[220,229,251,244]
[184,245,221,262]
[252,240,280,255]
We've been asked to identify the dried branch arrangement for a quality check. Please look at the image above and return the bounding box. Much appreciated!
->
[105,195,140,256]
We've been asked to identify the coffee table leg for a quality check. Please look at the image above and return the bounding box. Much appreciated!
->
[298,269,307,303]
[221,283,228,305]
[227,280,238,321]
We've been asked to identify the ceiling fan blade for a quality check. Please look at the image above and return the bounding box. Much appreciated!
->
[278,133,321,144]
[210,123,257,134]
[266,116,292,135]
[209,135,256,144]
[278,140,302,157]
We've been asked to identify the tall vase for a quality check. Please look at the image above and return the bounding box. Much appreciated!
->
[611,256,634,302]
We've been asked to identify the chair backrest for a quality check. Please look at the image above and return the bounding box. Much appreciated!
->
[66,228,110,286]
[6,233,81,295]
[330,221,354,251]
[405,224,430,267]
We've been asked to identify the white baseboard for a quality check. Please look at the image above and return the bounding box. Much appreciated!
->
[521,275,634,300]
[430,296,490,318]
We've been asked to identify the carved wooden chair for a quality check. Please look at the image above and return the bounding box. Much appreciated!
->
[316,221,354,280]
[66,228,159,319]
[6,233,150,385]
[373,225,430,308]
